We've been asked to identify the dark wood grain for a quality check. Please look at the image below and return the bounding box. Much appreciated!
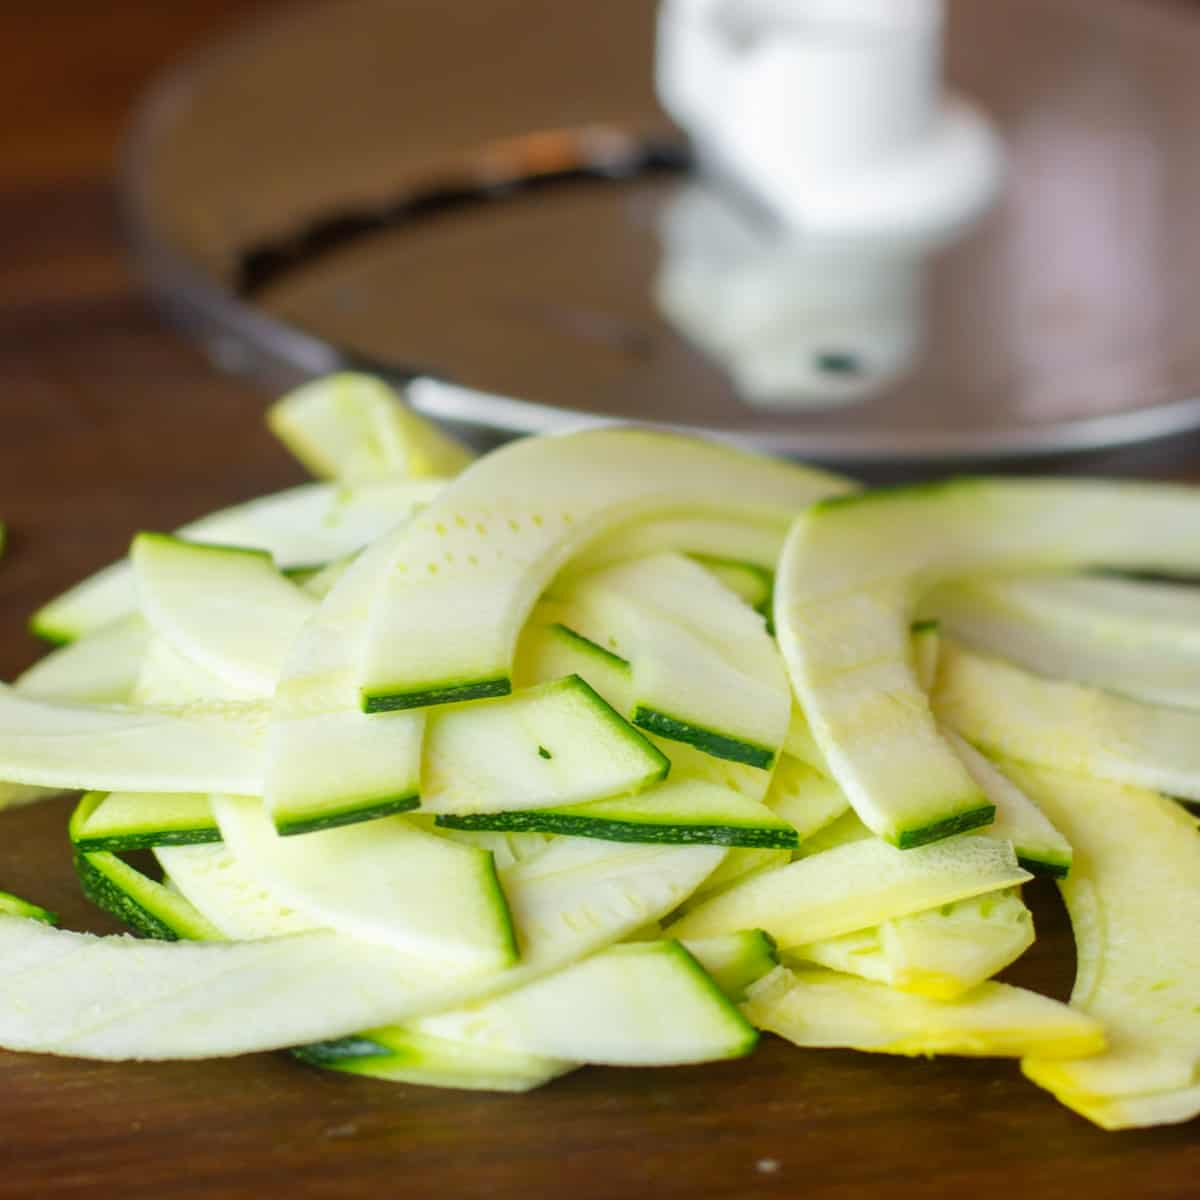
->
[2,4,1199,1198]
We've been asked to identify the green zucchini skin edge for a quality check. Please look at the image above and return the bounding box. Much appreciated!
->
[893,803,997,850]
[434,812,799,850]
[73,827,223,854]
[632,708,776,771]
[73,851,183,942]
[362,676,512,713]
[1016,855,1071,880]
[550,623,630,670]
[274,794,421,837]
[291,1036,392,1066]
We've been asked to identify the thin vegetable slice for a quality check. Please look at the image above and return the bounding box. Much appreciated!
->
[31,478,443,644]
[358,428,850,711]
[774,478,1200,847]
[667,834,1030,946]
[1004,763,1200,1129]
[934,640,1200,802]
[743,966,1105,1059]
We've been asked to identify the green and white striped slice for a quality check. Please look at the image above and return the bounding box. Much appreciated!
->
[667,833,1030,946]
[0,837,722,1062]
[558,554,789,769]
[434,777,798,848]
[15,616,148,705]
[406,940,756,1067]
[357,428,850,711]
[943,728,1071,877]
[692,557,773,612]
[742,966,1105,1059]
[266,529,425,835]
[131,534,316,699]
[73,848,221,942]
[267,372,474,483]
[775,477,1200,848]
[0,890,56,925]
[212,795,515,972]
[30,478,443,644]
[0,684,263,795]
[419,675,668,816]
[514,617,632,708]
[70,791,219,852]
[292,1028,574,1092]
[934,639,1200,802]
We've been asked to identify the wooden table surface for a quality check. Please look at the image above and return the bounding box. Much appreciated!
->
[2,4,1199,1197]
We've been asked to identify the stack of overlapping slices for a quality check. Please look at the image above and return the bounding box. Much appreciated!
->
[0,375,1196,1130]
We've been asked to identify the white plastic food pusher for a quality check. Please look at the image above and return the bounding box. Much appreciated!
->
[656,0,1003,243]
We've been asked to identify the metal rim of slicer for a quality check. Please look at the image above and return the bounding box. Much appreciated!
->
[119,0,1200,465]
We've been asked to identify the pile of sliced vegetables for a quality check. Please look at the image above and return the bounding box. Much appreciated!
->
[1,373,1197,1130]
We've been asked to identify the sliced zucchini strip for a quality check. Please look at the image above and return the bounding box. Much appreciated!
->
[1005,763,1200,1129]
[131,534,315,698]
[934,640,1200,802]
[408,940,756,1066]
[743,966,1105,1059]
[212,795,516,972]
[267,373,474,483]
[266,529,424,835]
[70,791,220,853]
[434,778,797,849]
[30,478,443,644]
[790,888,1035,1001]
[557,554,789,769]
[357,428,850,711]
[925,572,1200,709]
[292,1028,574,1093]
[774,477,1200,847]
[0,684,263,795]
[419,675,669,816]
[667,834,1030,946]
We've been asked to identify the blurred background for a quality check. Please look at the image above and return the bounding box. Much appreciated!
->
[10,0,1200,482]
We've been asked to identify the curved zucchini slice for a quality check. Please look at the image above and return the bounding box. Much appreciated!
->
[556,554,789,769]
[764,755,850,843]
[790,887,1035,1001]
[410,940,756,1067]
[267,373,474,483]
[15,616,148,705]
[943,729,1072,877]
[293,1029,574,1092]
[212,796,516,972]
[1005,763,1200,1129]
[357,428,850,711]
[131,534,315,699]
[419,675,669,816]
[434,778,798,849]
[668,833,1030,946]
[742,966,1104,1060]
[774,478,1200,847]
[73,848,221,942]
[266,529,425,835]
[924,573,1200,710]
[0,684,263,795]
[934,640,1200,803]
[30,478,444,644]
